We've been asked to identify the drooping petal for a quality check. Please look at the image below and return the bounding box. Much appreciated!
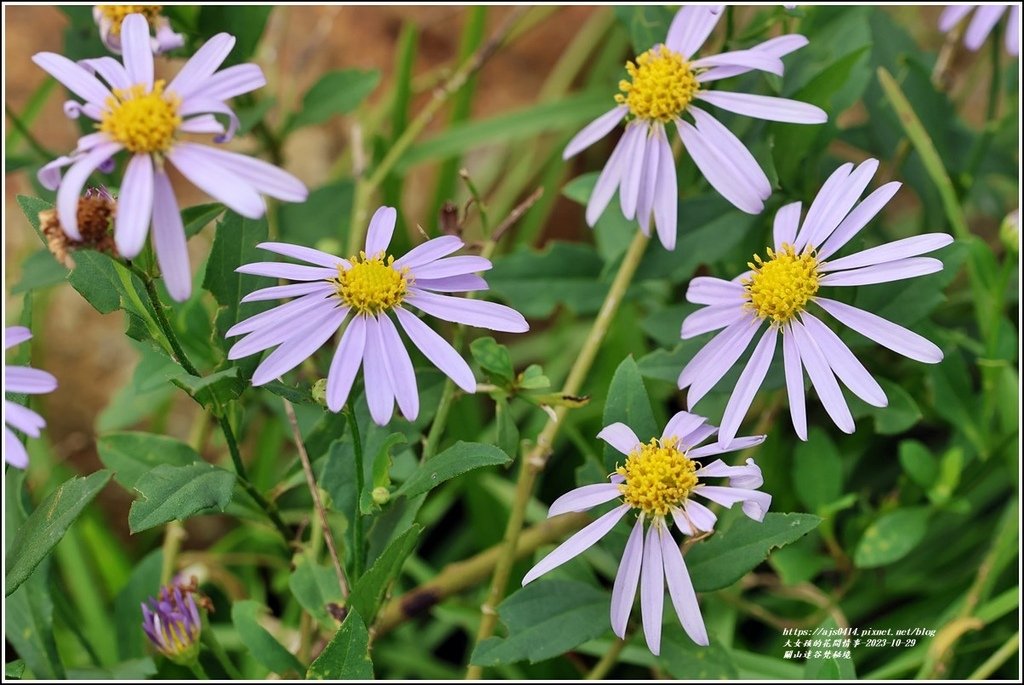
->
[5,401,47,437]
[821,234,953,272]
[393,235,464,270]
[697,34,809,81]
[411,255,492,280]
[680,499,718,532]
[522,504,631,585]
[394,307,475,392]
[376,314,419,421]
[31,53,112,106]
[178,98,239,142]
[696,485,772,522]
[151,171,191,301]
[235,262,337,282]
[814,297,943,363]
[365,206,398,256]
[610,517,644,639]
[548,483,623,517]
[816,182,901,260]
[4,427,29,469]
[115,153,155,258]
[680,304,745,338]
[37,155,76,191]
[773,201,802,250]
[652,127,678,250]
[405,291,528,333]
[120,14,154,88]
[361,315,396,425]
[1006,6,1020,56]
[666,5,724,58]
[695,91,826,124]
[257,242,343,268]
[661,411,706,444]
[686,277,745,306]
[192,63,266,102]
[689,106,771,204]
[660,526,708,646]
[597,422,642,455]
[564,106,627,159]
[640,525,665,656]
[782,328,807,440]
[790,318,854,433]
[718,326,778,447]
[250,307,347,386]
[167,33,236,100]
[688,435,766,459]
[56,141,123,239]
[677,120,764,215]
[79,56,131,91]
[326,315,365,412]
[964,4,1005,51]
[178,114,226,135]
[799,312,886,407]
[168,143,266,219]
[5,367,58,394]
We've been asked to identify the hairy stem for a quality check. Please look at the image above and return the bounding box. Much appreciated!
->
[466,231,649,678]
[284,398,350,598]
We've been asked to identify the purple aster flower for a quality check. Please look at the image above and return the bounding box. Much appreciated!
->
[141,582,202,663]
[939,5,1019,57]
[4,327,58,469]
[93,5,185,55]
[522,411,770,655]
[678,159,951,446]
[227,206,529,426]
[564,5,826,250]
[33,13,308,302]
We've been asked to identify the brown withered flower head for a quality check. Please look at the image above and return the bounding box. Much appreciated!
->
[39,187,119,268]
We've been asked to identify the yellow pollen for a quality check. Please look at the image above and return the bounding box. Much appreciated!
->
[100,80,181,154]
[743,243,820,324]
[616,437,698,518]
[615,47,699,122]
[97,5,163,35]
[334,252,409,314]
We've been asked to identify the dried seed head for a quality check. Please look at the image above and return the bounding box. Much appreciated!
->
[39,188,119,268]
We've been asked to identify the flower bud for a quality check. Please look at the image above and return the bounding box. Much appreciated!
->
[141,580,203,665]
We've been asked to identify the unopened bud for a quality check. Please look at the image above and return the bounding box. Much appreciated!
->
[311,378,328,406]
[1000,209,1019,255]
[372,486,390,505]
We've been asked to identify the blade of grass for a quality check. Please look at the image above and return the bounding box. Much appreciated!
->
[5,78,55,151]
[382,21,420,240]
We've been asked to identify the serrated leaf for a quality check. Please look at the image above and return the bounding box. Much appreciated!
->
[687,513,823,592]
[307,611,373,680]
[128,463,236,533]
[470,580,609,666]
[169,367,244,412]
[602,356,658,472]
[5,470,112,596]
[349,525,421,623]
[287,69,381,131]
[853,507,930,568]
[232,600,304,676]
[97,432,201,489]
[397,442,511,498]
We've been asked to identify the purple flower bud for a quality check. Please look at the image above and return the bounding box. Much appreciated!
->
[140,581,203,664]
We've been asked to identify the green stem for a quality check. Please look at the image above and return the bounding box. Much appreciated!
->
[187,660,209,679]
[968,631,1019,680]
[253,118,285,166]
[201,626,243,680]
[4,103,55,159]
[160,522,186,585]
[346,408,366,577]
[130,264,201,377]
[585,638,627,680]
[218,415,292,542]
[466,231,650,679]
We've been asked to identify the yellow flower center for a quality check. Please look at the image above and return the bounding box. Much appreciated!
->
[615,47,699,122]
[334,252,409,314]
[743,243,820,324]
[97,5,163,35]
[100,80,181,154]
[616,437,698,518]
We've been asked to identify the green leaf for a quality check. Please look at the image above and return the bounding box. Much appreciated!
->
[11,250,68,294]
[16,195,52,241]
[687,513,823,592]
[97,432,201,489]
[661,630,739,679]
[289,557,345,629]
[232,600,304,676]
[278,180,353,247]
[349,525,421,623]
[898,440,938,490]
[396,442,511,498]
[196,6,273,66]
[470,337,515,385]
[602,356,658,472]
[128,463,236,533]
[470,580,609,666]
[182,203,224,238]
[169,367,244,411]
[487,242,605,318]
[360,433,405,514]
[262,380,316,405]
[5,470,112,596]
[286,69,381,131]
[113,550,163,660]
[397,92,609,171]
[793,427,842,511]
[854,506,930,569]
[307,611,374,680]
[804,617,857,679]
[4,560,64,678]
[495,397,520,458]
[614,5,674,52]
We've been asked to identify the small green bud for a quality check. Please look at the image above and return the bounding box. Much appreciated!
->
[372,486,391,505]
[1000,209,1019,255]
[311,378,328,406]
